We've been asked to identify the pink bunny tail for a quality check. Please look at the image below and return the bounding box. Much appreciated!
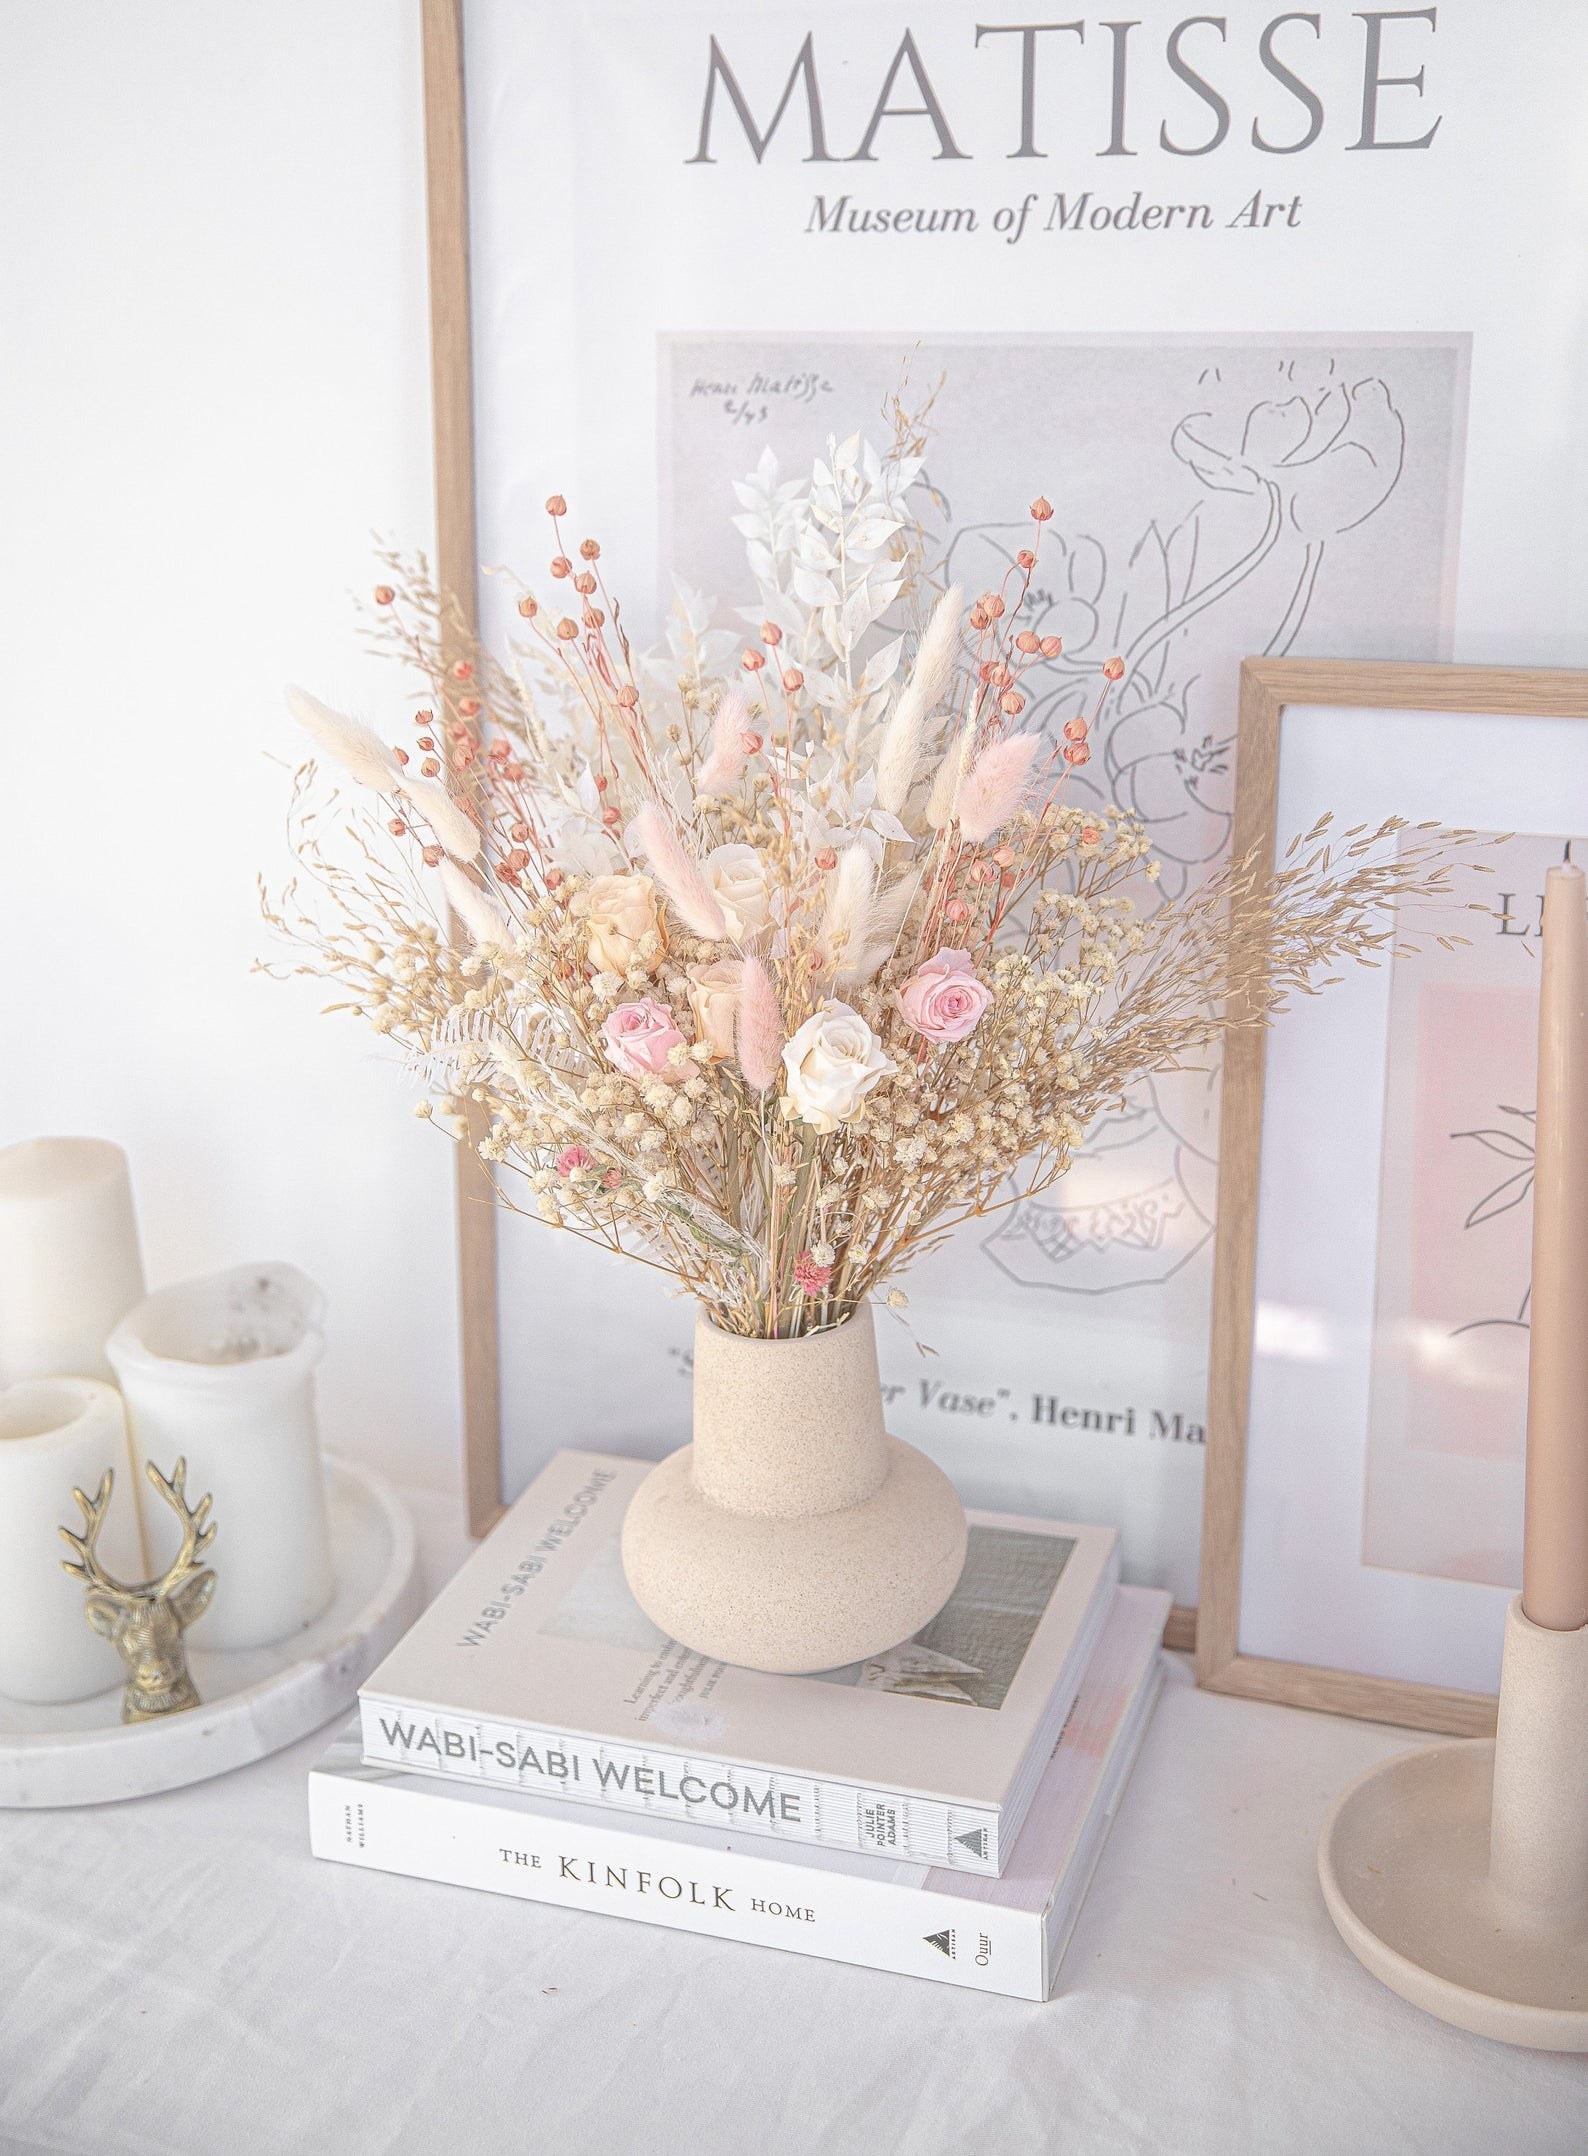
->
[736,955,784,1092]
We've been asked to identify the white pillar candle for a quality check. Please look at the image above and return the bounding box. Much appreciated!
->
[0,1377,145,1703]
[0,1138,146,1386]
[106,1263,335,1652]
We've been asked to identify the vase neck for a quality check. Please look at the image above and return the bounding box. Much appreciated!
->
[691,1308,888,1519]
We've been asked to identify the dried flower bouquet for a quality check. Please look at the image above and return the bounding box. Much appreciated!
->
[268,433,1472,1339]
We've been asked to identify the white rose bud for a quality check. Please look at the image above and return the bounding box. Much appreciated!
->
[780,1001,896,1134]
[702,844,772,941]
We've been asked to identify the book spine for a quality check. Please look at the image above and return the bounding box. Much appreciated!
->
[358,1695,1002,1873]
[310,1767,1045,2000]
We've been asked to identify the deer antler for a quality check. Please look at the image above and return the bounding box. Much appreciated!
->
[58,1469,126,1594]
[143,1456,217,1598]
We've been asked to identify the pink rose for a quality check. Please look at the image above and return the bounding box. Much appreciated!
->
[898,948,992,1044]
[601,998,693,1081]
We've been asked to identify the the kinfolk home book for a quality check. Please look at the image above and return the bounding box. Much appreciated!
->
[321,1586,1168,2000]
[359,1451,1120,1874]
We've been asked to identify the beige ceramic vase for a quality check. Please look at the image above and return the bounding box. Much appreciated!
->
[621,1305,968,1673]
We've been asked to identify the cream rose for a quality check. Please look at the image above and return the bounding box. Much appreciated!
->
[583,873,661,975]
[781,1001,896,1132]
[685,959,743,1062]
[703,844,771,941]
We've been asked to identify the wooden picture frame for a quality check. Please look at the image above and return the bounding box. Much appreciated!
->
[422,0,504,1538]
[1197,656,1588,1736]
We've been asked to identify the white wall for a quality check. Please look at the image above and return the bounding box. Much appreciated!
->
[0,3,464,1494]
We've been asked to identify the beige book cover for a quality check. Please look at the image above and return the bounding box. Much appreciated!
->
[360,1450,1119,1872]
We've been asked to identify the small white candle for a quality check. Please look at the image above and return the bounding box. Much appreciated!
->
[0,1137,146,1386]
[106,1263,335,1652]
[0,1377,145,1703]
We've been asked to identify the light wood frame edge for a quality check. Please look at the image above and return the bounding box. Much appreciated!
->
[423,0,505,1539]
[1197,657,1588,1737]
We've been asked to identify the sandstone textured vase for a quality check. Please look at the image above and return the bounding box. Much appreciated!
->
[620,1306,968,1673]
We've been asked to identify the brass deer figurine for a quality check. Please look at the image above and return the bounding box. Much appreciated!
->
[59,1459,218,1723]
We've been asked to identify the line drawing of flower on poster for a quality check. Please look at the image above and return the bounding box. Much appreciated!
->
[1449,1104,1535,1334]
[939,356,1411,1296]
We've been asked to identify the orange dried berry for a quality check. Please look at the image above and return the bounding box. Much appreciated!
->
[1031,496,1054,521]
[739,731,763,755]
[545,494,567,516]
[999,690,1026,716]
[1016,549,1036,570]
[761,622,783,646]
[452,659,474,680]
[986,595,1006,619]
[1062,718,1088,742]
[594,774,609,792]
[458,697,481,717]
[990,663,1012,688]
[742,649,766,671]
[969,606,990,631]
[970,860,996,885]
[1064,743,1091,766]
[417,735,435,752]
[815,847,837,872]
[388,816,407,836]
[373,584,395,605]
[510,820,531,843]
[1015,631,1041,654]
[999,868,1016,887]
[1103,656,1125,682]
[573,571,596,595]
[421,757,441,778]
[781,668,804,691]
[1040,636,1063,659]
[550,556,572,578]
[579,538,600,560]
[556,618,578,640]
[393,747,410,766]
[544,867,565,890]
[615,685,640,708]
[582,607,604,628]
[601,805,621,827]
[993,845,1015,867]
[422,844,442,867]
[518,594,538,618]
[945,898,971,923]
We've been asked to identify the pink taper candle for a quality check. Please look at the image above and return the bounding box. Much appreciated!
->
[1523,865,1588,1631]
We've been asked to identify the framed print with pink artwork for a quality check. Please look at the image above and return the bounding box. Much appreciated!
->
[1198,658,1588,1735]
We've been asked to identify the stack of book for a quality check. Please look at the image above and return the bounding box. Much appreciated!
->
[309,1450,1168,2000]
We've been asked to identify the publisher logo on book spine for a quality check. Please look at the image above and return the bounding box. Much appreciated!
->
[925,1928,956,1960]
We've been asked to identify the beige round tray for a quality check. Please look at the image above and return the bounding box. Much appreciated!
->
[0,1456,421,1807]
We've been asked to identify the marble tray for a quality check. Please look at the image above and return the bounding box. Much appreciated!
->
[0,1456,422,1807]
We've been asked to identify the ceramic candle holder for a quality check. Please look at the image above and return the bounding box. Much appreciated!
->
[0,1377,144,1704]
[107,1263,335,1653]
[1318,1599,1588,2051]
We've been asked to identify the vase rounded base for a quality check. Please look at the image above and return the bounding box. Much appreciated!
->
[620,1435,968,1674]
[1318,1739,1588,2052]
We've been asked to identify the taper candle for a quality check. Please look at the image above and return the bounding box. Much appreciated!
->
[1522,865,1588,1632]
[0,1138,146,1386]
[0,1377,145,1703]
[106,1263,335,1651]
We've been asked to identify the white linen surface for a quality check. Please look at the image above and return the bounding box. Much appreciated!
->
[1,1494,1581,2156]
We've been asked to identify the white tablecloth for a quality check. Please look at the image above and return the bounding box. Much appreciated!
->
[2,1493,1582,2156]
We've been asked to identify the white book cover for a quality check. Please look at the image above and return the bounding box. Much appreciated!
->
[360,1450,1120,1874]
[320,1586,1168,2002]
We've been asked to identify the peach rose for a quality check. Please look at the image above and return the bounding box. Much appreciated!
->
[584,873,661,975]
[686,959,743,1062]
[601,999,693,1081]
[702,844,771,940]
[898,948,992,1044]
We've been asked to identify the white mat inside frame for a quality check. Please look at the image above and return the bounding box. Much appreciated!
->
[0,1457,422,1807]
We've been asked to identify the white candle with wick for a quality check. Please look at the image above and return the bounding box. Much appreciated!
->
[107,1263,335,1652]
[0,1377,145,1703]
[0,1138,146,1386]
